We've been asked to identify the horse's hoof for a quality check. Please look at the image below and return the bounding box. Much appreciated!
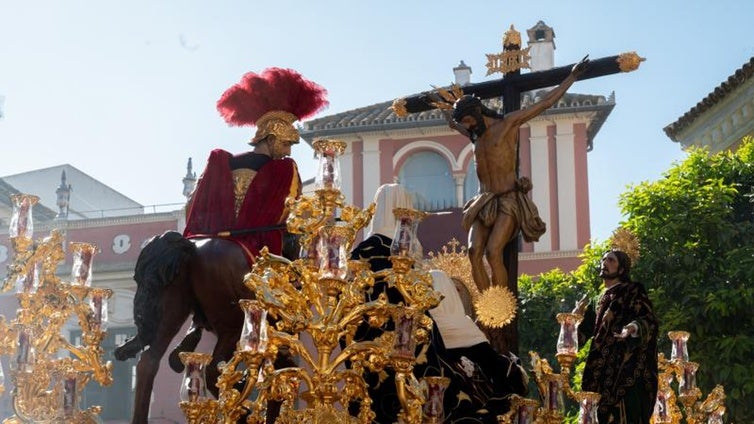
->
[114,337,144,360]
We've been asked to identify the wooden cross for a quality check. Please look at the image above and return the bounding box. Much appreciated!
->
[393,29,643,354]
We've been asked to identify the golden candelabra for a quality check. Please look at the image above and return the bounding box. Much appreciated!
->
[177,139,442,424]
[498,312,600,424]
[652,331,726,424]
[0,193,113,423]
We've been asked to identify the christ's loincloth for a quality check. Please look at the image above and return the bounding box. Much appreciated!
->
[462,178,546,242]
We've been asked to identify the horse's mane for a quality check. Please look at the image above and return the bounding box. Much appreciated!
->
[133,231,196,346]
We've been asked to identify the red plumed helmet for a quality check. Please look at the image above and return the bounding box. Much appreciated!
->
[217,68,329,144]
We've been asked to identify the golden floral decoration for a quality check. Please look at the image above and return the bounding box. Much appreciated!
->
[474,285,517,329]
[616,51,646,72]
[426,238,480,302]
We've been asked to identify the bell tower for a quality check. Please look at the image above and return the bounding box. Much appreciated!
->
[527,21,556,72]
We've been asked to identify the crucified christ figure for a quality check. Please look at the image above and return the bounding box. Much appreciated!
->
[452,56,590,293]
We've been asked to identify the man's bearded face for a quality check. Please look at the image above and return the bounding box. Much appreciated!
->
[268,136,294,159]
[599,252,622,280]
[457,110,487,142]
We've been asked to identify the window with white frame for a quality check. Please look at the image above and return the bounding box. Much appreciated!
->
[398,151,455,211]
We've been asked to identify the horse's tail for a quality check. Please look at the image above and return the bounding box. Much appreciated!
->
[114,231,196,361]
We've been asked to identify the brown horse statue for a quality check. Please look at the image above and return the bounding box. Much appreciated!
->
[114,230,297,423]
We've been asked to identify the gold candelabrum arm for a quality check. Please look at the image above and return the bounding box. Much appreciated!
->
[0,317,18,355]
[269,330,317,374]
[57,336,114,386]
[216,351,268,424]
[10,364,59,423]
[2,238,33,293]
[0,225,112,423]
[337,297,392,335]
[329,339,392,375]
[387,266,443,312]
[393,362,425,424]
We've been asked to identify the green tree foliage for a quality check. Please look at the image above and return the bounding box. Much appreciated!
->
[618,138,754,422]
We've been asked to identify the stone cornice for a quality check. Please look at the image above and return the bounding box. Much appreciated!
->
[519,249,582,261]
[0,210,182,235]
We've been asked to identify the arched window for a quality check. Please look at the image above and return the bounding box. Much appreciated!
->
[398,151,455,211]
[464,160,480,202]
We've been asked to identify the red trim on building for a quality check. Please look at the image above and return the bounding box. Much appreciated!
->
[573,123,591,247]
[64,221,179,263]
[519,127,533,253]
[547,124,559,251]
[379,138,398,184]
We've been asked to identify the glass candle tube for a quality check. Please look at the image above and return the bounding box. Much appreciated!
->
[317,226,350,280]
[511,397,538,424]
[16,260,40,294]
[14,326,35,372]
[313,139,346,191]
[391,309,418,359]
[70,242,98,286]
[652,389,673,423]
[669,331,690,362]
[576,391,601,424]
[556,313,582,355]
[179,352,212,403]
[679,361,699,396]
[390,208,423,259]
[61,371,81,418]
[543,374,564,412]
[422,376,450,423]
[9,194,39,239]
[88,288,109,331]
[238,300,269,354]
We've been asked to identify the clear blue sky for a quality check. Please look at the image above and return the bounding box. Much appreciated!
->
[1,1,752,241]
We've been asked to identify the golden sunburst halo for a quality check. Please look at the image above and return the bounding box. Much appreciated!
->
[610,227,641,265]
[474,286,517,328]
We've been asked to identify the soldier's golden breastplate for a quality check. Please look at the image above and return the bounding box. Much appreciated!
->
[232,168,256,218]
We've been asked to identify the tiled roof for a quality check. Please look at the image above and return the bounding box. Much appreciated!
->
[301,91,614,151]
[301,99,446,138]
[664,57,754,141]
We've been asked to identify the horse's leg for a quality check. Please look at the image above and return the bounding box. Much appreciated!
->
[168,319,204,373]
[206,333,238,399]
[131,288,192,424]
